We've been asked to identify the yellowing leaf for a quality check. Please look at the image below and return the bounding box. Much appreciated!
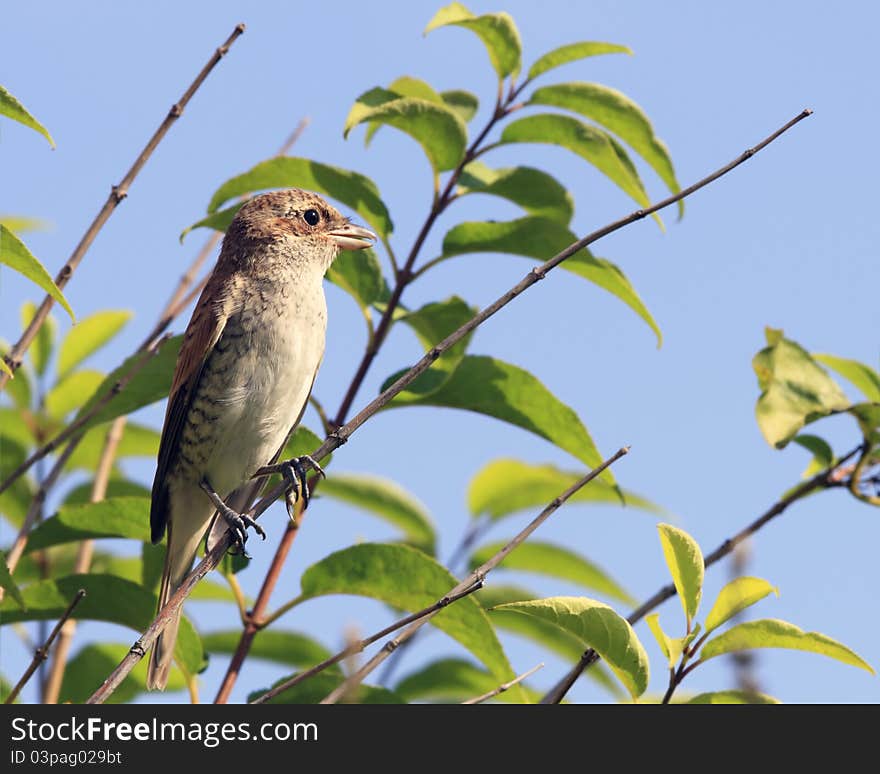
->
[657,523,704,629]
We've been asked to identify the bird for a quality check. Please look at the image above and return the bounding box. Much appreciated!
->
[146,188,375,690]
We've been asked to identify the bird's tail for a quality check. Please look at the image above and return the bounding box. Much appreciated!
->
[147,516,206,691]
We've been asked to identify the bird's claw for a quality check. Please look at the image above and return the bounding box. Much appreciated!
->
[200,479,265,557]
[280,455,325,520]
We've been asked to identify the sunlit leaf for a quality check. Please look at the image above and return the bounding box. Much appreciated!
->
[470,540,634,605]
[365,76,444,145]
[0,84,55,147]
[381,355,608,478]
[812,353,880,403]
[1,344,31,408]
[468,459,663,521]
[501,114,652,212]
[700,619,874,674]
[25,497,151,553]
[57,310,132,379]
[704,577,779,634]
[3,228,72,320]
[438,217,661,345]
[249,673,403,704]
[527,41,632,80]
[457,162,574,224]
[425,3,522,79]
[326,248,390,314]
[206,157,393,239]
[0,574,203,674]
[203,629,332,670]
[792,434,834,478]
[20,302,57,377]
[657,523,704,629]
[300,543,520,694]
[753,329,850,448]
[44,369,104,419]
[645,613,700,669]
[345,88,467,174]
[493,596,649,699]
[0,216,51,234]
[67,422,161,473]
[441,89,479,122]
[0,550,26,609]
[395,658,542,703]
[320,473,436,554]
[528,82,681,212]
[687,690,781,704]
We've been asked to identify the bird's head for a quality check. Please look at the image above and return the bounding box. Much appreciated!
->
[228,188,376,272]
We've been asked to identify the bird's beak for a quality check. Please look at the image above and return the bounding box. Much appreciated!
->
[327,223,376,251]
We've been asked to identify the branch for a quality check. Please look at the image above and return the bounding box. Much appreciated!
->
[89,108,809,703]
[318,448,628,705]
[4,589,86,704]
[0,24,245,388]
[248,583,484,705]
[540,443,861,704]
[41,416,126,703]
[461,662,544,704]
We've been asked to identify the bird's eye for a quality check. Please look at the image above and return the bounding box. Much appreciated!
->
[303,209,320,226]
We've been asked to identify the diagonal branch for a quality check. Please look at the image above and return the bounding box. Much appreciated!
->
[462,662,544,704]
[539,443,862,704]
[87,109,811,704]
[318,448,628,704]
[0,24,245,388]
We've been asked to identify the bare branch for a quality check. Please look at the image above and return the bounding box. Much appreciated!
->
[540,442,861,704]
[462,662,544,704]
[4,589,86,704]
[0,24,246,387]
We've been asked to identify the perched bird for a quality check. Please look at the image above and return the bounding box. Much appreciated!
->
[147,189,375,690]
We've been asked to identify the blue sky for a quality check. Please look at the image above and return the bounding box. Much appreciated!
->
[2,1,878,703]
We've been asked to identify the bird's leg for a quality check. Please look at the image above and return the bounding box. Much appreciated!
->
[199,479,266,556]
[268,455,326,521]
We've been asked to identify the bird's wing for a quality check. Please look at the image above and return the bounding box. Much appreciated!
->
[150,275,230,543]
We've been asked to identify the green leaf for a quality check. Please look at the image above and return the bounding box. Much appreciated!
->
[469,540,634,605]
[657,523,704,629]
[704,577,779,634]
[812,353,880,403]
[468,458,664,521]
[425,3,522,79]
[493,596,649,699]
[344,88,467,174]
[179,205,241,243]
[477,585,623,698]
[320,473,436,554]
[280,425,333,468]
[441,89,479,123]
[25,497,151,553]
[249,673,404,704]
[527,42,633,80]
[439,217,661,345]
[44,369,105,419]
[0,84,55,147]
[793,434,834,478]
[206,157,393,239]
[0,574,204,674]
[753,330,851,448]
[0,215,51,234]
[1,347,31,408]
[687,690,781,704]
[57,310,132,379]
[395,658,541,703]
[364,76,444,145]
[67,422,161,473]
[700,619,874,675]
[382,354,609,478]
[300,543,520,694]
[398,296,478,388]
[74,334,181,431]
[0,550,26,609]
[457,162,574,224]
[203,629,333,670]
[3,227,73,320]
[645,614,700,669]
[0,438,35,528]
[528,83,681,211]
[60,643,185,703]
[20,302,57,377]
[326,248,390,314]
[500,114,652,212]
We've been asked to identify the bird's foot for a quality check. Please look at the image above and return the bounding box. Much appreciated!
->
[276,455,326,521]
[199,479,266,557]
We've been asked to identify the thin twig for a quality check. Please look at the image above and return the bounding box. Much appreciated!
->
[88,109,809,704]
[0,24,246,388]
[462,662,544,704]
[539,442,861,704]
[319,448,628,705]
[41,416,127,703]
[4,589,86,704]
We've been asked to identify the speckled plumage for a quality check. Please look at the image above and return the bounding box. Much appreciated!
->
[146,189,374,690]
